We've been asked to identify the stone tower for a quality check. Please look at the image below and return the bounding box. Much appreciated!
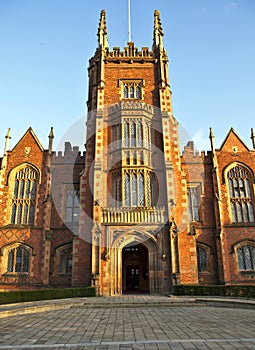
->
[79,10,198,296]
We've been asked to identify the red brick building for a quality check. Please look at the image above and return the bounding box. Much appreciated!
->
[0,10,255,295]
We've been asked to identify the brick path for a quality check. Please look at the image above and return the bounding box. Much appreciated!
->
[1,295,255,349]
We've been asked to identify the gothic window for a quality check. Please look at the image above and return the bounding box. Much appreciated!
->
[131,174,138,206]
[111,124,121,149]
[59,245,72,274]
[197,245,208,272]
[146,173,152,207]
[130,122,136,147]
[6,245,30,273]
[137,122,143,147]
[122,82,142,99]
[10,166,38,225]
[124,173,131,206]
[237,244,255,271]
[138,173,145,206]
[188,187,199,222]
[227,165,254,223]
[65,187,80,223]
[124,122,129,147]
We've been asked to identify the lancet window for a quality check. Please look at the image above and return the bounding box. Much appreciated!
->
[122,82,142,99]
[65,187,80,223]
[123,120,151,149]
[197,245,208,272]
[58,245,73,274]
[112,171,156,208]
[227,165,254,223]
[188,187,200,222]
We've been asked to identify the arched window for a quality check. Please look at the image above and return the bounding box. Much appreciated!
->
[124,122,129,148]
[65,187,80,223]
[188,187,199,222]
[59,245,72,274]
[237,244,255,271]
[197,245,208,272]
[136,85,141,99]
[138,173,145,206]
[227,165,254,223]
[131,174,138,206]
[6,245,30,273]
[124,173,131,206]
[122,82,142,99]
[10,166,38,225]
[130,122,136,147]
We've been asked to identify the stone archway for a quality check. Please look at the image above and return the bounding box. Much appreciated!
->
[122,243,149,293]
[110,231,159,295]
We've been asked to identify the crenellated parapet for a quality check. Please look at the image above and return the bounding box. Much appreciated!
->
[52,142,85,164]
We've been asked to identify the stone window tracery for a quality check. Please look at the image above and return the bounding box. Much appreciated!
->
[237,244,255,271]
[197,245,208,272]
[227,165,254,223]
[6,245,30,273]
[122,82,142,99]
[65,187,80,223]
[58,245,72,275]
[10,166,38,225]
[188,187,200,222]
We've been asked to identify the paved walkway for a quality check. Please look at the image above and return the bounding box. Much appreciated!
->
[1,295,255,349]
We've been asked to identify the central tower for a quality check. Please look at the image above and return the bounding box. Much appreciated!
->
[80,10,198,295]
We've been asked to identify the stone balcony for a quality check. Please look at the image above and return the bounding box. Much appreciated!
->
[101,206,166,225]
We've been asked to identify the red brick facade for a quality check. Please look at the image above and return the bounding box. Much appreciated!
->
[0,10,255,294]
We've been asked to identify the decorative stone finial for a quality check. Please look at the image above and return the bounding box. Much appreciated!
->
[4,128,11,155]
[153,9,164,48]
[209,127,215,152]
[48,126,54,153]
[98,9,109,49]
[251,128,255,150]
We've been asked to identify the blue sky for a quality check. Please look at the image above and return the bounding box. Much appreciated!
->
[0,0,255,153]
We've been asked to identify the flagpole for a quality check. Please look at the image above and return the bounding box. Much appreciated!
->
[128,0,131,42]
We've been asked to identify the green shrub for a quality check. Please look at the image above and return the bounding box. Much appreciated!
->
[0,286,96,305]
[172,284,255,298]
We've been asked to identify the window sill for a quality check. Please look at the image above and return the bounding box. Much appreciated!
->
[225,223,255,228]
[2,272,29,277]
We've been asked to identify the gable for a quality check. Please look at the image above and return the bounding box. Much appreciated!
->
[11,127,44,154]
[219,128,250,153]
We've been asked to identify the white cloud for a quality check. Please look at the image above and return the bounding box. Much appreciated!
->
[192,129,210,151]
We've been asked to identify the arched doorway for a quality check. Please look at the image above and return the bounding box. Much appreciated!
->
[122,243,149,293]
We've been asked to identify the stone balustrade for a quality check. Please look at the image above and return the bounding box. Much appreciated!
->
[101,206,166,225]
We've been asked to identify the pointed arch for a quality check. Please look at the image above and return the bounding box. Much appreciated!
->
[225,163,255,223]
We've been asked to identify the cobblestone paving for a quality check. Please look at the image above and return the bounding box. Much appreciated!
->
[1,297,255,349]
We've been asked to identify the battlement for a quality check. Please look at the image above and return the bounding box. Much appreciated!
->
[182,141,212,162]
[52,142,85,163]
[106,43,155,60]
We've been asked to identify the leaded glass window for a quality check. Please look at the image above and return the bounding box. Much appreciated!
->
[65,187,80,223]
[137,122,143,147]
[124,173,131,206]
[197,246,208,272]
[10,166,38,225]
[237,245,255,270]
[59,246,72,274]
[138,173,145,206]
[188,187,199,221]
[124,122,129,148]
[122,82,142,99]
[131,174,138,206]
[146,173,151,207]
[7,246,30,273]
[227,165,254,223]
